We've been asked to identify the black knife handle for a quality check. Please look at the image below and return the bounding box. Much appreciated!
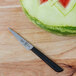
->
[31,47,63,72]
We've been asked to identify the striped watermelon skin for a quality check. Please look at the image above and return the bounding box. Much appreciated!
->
[20,0,76,36]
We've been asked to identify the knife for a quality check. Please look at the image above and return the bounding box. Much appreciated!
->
[8,28,63,72]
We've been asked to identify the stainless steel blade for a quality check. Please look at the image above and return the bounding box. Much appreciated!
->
[8,28,33,50]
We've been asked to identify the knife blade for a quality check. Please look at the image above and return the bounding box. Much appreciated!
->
[8,28,63,72]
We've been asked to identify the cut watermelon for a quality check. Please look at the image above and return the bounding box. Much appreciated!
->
[20,0,76,36]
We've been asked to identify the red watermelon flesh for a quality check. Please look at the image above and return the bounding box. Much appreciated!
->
[40,0,48,4]
[40,0,70,8]
[59,0,70,8]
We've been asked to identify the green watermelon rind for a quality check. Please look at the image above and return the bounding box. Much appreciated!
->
[20,0,76,36]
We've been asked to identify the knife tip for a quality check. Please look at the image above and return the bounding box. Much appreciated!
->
[8,27,11,30]
[8,27,13,31]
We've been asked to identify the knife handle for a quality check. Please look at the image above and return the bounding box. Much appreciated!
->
[31,47,63,72]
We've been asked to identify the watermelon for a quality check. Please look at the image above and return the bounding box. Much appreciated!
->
[20,0,76,36]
